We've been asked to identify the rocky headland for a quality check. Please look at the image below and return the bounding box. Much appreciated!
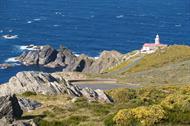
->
[1,45,190,125]
[15,45,129,73]
[0,71,113,125]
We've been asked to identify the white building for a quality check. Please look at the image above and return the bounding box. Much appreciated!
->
[141,34,167,54]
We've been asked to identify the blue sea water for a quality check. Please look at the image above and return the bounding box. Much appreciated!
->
[0,0,190,83]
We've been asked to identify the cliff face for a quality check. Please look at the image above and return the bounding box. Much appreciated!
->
[0,71,113,103]
[16,45,125,73]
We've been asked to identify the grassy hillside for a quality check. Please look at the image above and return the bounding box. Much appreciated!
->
[96,45,190,85]
[120,59,190,85]
[19,84,190,126]
[127,45,190,73]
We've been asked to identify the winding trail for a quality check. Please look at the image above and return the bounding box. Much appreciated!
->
[70,79,141,90]
[77,83,141,90]
[107,56,144,76]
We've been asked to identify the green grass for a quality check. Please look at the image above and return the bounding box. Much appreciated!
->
[21,91,37,97]
[127,45,190,73]
[20,84,190,126]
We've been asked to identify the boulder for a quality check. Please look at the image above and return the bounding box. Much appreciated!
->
[0,71,67,96]
[17,50,39,65]
[45,48,77,68]
[17,45,58,66]
[0,64,13,69]
[0,71,113,103]
[87,50,124,73]
[81,87,113,103]
[38,45,58,65]
[18,98,42,111]
[0,94,23,122]
[64,54,94,72]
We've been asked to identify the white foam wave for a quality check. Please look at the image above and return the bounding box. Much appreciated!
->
[33,18,41,21]
[2,35,18,39]
[53,24,60,27]
[8,29,13,32]
[5,57,19,63]
[55,12,62,15]
[74,54,80,57]
[19,45,38,51]
[175,24,182,27]
[27,21,33,24]
[116,15,124,18]
[94,56,99,59]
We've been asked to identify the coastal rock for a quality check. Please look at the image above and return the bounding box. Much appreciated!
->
[0,71,67,96]
[18,98,42,111]
[81,88,113,103]
[16,45,125,73]
[95,89,113,103]
[0,71,113,103]
[88,50,124,73]
[0,118,37,126]
[64,54,94,72]
[0,64,13,69]
[45,47,77,68]
[65,50,124,73]
[0,94,23,122]
[17,45,58,65]
[38,45,58,65]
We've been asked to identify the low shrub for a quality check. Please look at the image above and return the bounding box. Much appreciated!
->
[107,88,137,103]
[35,115,88,126]
[160,94,190,112]
[104,114,116,126]
[22,91,37,97]
[114,105,166,126]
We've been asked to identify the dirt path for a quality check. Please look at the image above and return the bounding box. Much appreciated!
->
[77,83,141,90]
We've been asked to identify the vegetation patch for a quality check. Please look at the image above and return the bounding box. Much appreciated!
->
[127,45,190,73]
[22,84,190,126]
[21,91,37,97]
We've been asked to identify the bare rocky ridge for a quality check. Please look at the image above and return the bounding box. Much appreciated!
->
[0,95,39,126]
[16,45,126,73]
[0,71,113,103]
[0,95,23,123]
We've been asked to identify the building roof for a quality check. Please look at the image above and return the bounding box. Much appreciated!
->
[143,43,167,47]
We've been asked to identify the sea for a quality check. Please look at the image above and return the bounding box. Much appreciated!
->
[0,0,190,83]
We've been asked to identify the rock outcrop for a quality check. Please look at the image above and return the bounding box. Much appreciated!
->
[0,64,13,69]
[0,71,113,103]
[18,98,42,112]
[16,45,126,73]
[0,71,66,96]
[16,45,58,66]
[0,94,23,122]
[86,50,124,73]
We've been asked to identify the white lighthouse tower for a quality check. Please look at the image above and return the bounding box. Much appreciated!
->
[155,34,160,44]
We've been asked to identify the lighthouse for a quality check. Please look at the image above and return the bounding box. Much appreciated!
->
[155,34,160,44]
[141,34,167,54]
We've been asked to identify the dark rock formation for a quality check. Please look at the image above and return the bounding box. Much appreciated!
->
[18,98,42,111]
[45,47,77,68]
[38,45,58,65]
[0,64,13,69]
[16,45,58,66]
[0,71,113,103]
[64,54,94,72]
[86,50,124,73]
[0,94,23,122]
[16,45,125,73]
[0,71,66,96]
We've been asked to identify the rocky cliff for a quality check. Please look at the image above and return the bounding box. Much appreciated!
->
[16,45,126,73]
[0,71,113,103]
[0,95,23,123]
